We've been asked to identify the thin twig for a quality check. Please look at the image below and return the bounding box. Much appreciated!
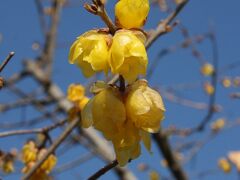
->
[145,0,189,49]
[0,52,15,73]
[88,160,118,180]
[0,119,67,138]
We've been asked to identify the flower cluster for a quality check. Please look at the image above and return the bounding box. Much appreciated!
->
[69,29,148,83]
[0,149,17,174]
[21,141,57,180]
[82,80,165,166]
[68,0,165,166]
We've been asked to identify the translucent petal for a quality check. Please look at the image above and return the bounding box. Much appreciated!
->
[81,98,94,128]
[140,130,151,152]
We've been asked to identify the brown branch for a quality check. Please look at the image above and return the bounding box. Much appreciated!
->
[153,130,187,180]
[84,0,117,34]
[39,0,62,77]
[145,0,189,49]
[0,52,15,73]
[88,160,118,180]
[22,117,80,180]
[0,119,67,138]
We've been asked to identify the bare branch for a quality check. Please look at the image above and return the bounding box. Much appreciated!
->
[0,52,15,73]
[153,130,187,180]
[146,0,189,49]
[0,119,67,138]
[88,160,118,180]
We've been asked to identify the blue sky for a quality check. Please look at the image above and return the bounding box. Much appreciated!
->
[1,0,240,179]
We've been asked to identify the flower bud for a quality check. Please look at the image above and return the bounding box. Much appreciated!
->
[201,63,214,76]
[67,84,85,102]
[115,0,150,29]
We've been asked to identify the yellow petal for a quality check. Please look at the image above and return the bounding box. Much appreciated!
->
[92,87,126,139]
[81,97,94,128]
[140,130,151,152]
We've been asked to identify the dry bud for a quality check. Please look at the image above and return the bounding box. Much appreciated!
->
[0,77,4,89]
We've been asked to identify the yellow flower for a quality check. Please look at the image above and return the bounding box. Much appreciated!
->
[211,118,225,132]
[2,160,14,174]
[22,141,38,164]
[81,85,126,140]
[201,63,214,76]
[228,151,240,171]
[109,30,148,83]
[218,158,231,173]
[204,82,214,95]
[38,149,57,174]
[67,84,85,102]
[149,170,160,180]
[79,96,89,109]
[125,80,165,133]
[112,120,141,166]
[222,77,231,88]
[69,30,110,77]
[115,0,150,29]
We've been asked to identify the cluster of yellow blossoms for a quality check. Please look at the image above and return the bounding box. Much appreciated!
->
[81,80,165,165]
[22,141,57,180]
[68,0,165,166]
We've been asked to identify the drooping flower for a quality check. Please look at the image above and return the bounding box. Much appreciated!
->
[69,30,111,77]
[221,77,231,88]
[22,141,38,164]
[125,79,165,133]
[228,151,240,171]
[218,158,231,173]
[2,160,14,174]
[115,0,150,29]
[67,84,89,112]
[211,118,225,132]
[112,120,141,166]
[109,30,148,83]
[201,63,214,76]
[67,84,85,102]
[204,82,214,95]
[81,85,126,140]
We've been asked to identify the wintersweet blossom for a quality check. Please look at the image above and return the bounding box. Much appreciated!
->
[81,80,165,166]
[69,30,110,77]
[81,85,126,140]
[67,84,85,102]
[115,0,150,29]
[22,141,38,164]
[125,80,165,133]
[218,158,231,173]
[109,30,148,83]
[201,63,214,76]
[67,84,89,110]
